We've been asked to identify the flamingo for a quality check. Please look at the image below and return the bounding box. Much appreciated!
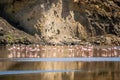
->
[87,46,93,57]
[107,48,112,57]
[113,47,118,57]
[8,53,13,58]
[101,48,108,57]
[81,46,88,57]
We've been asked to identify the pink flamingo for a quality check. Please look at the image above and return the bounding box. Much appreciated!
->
[101,48,108,57]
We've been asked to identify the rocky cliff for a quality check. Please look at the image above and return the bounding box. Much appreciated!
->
[0,17,40,44]
[0,0,120,45]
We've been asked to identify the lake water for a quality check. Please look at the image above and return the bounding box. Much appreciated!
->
[0,45,120,80]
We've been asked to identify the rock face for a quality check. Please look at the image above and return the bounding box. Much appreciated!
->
[0,0,120,45]
[0,17,39,44]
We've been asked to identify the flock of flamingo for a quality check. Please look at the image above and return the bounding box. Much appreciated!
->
[7,44,120,58]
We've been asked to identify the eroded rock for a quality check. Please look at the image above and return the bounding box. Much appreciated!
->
[0,0,120,45]
[0,17,40,44]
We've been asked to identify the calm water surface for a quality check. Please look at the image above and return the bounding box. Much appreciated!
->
[0,45,120,80]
